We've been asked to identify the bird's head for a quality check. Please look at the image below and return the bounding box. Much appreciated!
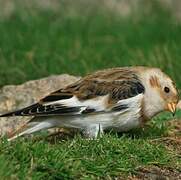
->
[156,75,178,116]
[138,67,179,118]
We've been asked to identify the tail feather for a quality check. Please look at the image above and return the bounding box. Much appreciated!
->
[7,120,54,141]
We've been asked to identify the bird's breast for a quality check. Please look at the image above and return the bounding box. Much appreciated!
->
[108,109,142,132]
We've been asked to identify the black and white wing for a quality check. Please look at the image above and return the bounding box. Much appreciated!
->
[0,68,145,117]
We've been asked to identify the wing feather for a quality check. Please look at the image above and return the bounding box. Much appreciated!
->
[0,67,145,117]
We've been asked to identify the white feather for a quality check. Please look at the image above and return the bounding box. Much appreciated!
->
[45,95,109,112]
[40,94,143,132]
[8,121,53,141]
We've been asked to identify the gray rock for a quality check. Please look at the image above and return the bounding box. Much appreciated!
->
[0,74,80,136]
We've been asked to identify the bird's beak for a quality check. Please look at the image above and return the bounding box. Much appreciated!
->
[167,102,177,116]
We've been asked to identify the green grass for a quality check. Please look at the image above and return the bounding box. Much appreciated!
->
[0,135,178,179]
[0,1,181,179]
[0,114,180,179]
[0,1,181,87]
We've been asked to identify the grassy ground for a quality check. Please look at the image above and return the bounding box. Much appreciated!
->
[0,1,180,179]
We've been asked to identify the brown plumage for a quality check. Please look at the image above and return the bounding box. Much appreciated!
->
[41,67,145,102]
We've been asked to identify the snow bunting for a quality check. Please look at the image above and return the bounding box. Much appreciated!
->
[0,66,179,141]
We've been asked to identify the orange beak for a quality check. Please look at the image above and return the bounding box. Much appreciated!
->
[167,102,177,116]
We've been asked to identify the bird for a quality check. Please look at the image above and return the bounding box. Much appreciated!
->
[0,66,179,141]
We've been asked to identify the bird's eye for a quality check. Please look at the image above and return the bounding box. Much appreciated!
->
[164,87,170,93]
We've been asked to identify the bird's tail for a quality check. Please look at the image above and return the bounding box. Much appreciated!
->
[7,118,54,141]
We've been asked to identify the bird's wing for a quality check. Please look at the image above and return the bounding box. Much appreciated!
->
[0,68,145,117]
